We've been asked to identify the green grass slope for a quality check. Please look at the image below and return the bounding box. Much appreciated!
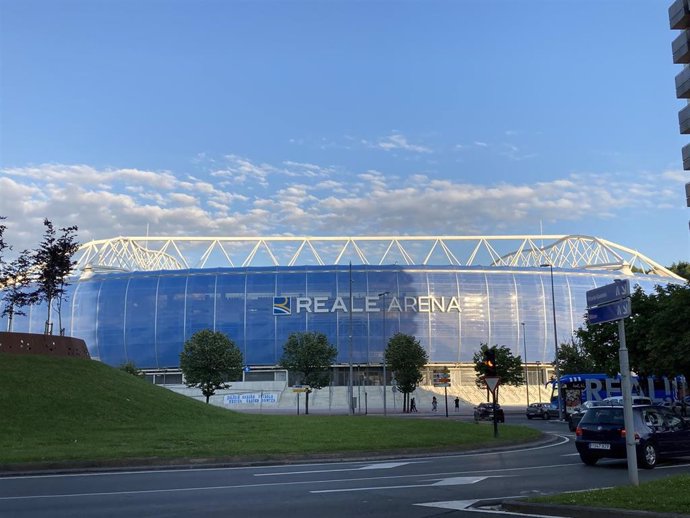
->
[0,355,540,465]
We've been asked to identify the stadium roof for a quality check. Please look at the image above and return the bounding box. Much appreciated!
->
[75,234,684,281]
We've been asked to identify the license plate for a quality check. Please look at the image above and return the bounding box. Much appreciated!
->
[589,443,611,450]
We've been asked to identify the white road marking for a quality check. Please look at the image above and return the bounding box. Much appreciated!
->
[254,461,414,476]
[414,499,477,510]
[310,475,490,493]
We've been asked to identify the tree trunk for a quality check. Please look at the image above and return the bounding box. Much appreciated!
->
[305,390,310,414]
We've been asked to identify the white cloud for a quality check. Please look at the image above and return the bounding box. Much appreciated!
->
[0,159,682,258]
[374,134,432,153]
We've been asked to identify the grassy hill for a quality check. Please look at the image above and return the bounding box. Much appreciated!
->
[0,354,540,466]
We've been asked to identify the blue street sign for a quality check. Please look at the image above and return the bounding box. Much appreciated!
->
[586,279,630,308]
[587,298,631,325]
[243,366,251,373]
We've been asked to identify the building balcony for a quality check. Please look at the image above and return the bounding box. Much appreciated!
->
[673,31,690,63]
[670,0,690,30]
[683,143,690,170]
[679,104,690,134]
[675,66,690,98]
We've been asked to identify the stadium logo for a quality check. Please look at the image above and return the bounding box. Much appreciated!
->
[273,297,291,315]
[273,295,461,314]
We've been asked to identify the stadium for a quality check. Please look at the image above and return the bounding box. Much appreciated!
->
[2,234,683,396]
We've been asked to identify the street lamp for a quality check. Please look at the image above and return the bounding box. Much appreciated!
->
[521,322,529,406]
[540,263,563,420]
[378,291,390,416]
[348,262,354,415]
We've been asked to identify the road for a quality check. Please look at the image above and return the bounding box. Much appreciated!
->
[1,416,689,517]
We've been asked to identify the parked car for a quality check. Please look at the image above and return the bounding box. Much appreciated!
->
[526,402,558,420]
[474,402,505,422]
[568,400,605,431]
[575,404,690,469]
[601,395,653,406]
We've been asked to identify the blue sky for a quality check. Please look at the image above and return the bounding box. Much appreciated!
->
[1,0,689,267]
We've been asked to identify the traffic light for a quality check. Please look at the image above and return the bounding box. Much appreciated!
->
[483,348,497,377]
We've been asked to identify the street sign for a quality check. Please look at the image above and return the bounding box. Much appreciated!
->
[433,368,451,387]
[484,376,500,393]
[587,298,631,325]
[586,279,630,308]
[292,385,310,393]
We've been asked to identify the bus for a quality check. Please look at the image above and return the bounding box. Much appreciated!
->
[549,373,687,416]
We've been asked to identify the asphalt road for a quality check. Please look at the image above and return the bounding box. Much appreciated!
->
[2,416,689,517]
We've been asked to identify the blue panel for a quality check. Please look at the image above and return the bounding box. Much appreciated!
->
[427,271,461,363]
[185,273,217,338]
[275,269,307,361]
[486,273,518,354]
[124,275,158,368]
[457,272,489,361]
[97,276,128,366]
[155,274,186,368]
[245,271,276,364]
[215,272,246,353]
[70,279,100,359]
[513,272,548,364]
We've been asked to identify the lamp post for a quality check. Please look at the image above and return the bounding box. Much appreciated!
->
[540,263,563,420]
[378,291,390,416]
[348,262,354,415]
[521,322,529,406]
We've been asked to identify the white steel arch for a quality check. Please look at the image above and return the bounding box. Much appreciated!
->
[74,235,683,280]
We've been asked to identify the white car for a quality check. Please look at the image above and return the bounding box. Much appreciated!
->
[601,396,653,406]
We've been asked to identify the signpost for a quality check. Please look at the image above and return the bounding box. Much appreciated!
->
[293,385,310,415]
[586,279,638,486]
[483,376,501,437]
[433,368,451,417]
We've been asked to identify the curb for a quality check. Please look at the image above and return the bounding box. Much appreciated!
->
[500,500,689,518]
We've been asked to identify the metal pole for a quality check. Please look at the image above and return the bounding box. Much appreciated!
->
[541,263,563,420]
[379,291,390,416]
[619,317,639,486]
[522,322,529,406]
[349,262,354,415]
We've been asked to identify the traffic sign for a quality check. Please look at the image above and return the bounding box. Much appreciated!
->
[586,279,630,308]
[587,298,631,325]
[484,376,500,393]
[292,385,310,393]
[433,368,451,387]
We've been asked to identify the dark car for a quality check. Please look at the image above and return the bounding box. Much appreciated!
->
[568,400,605,431]
[526,402,558,420]
[474,402,505,422]
[575,405,690,469]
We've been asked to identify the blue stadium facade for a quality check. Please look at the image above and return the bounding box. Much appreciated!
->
[2,264,679,370]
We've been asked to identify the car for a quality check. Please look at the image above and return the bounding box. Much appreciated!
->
[567,400,605,431]
[526,402,558,420]
[601,395,653,406]
[575,404,690,469]
[474,402,505,422]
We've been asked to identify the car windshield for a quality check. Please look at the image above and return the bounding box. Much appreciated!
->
[580,407,624,425]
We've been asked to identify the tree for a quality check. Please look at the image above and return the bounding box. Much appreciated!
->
[472,344,524,401]
[279,331,338,414]
[32,219,80,334]
[384,333,428,413]
[179,330,243,403]
[554,339,597,375]
[0,252,36,331]
[669,261,690,281]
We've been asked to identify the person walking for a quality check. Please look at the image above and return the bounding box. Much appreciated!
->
[432,396,438,412]
[410,397,417,412]
[454,396,460,412]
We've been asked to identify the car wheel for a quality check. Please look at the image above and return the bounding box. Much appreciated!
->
[579,452,599,466]
[543,412,550,420]
[639,443,658,469]
[527,415,532,420]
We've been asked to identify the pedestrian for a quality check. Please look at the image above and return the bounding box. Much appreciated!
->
[432,396,438,412]
[410,397,417,412]
[454,396,460,412]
